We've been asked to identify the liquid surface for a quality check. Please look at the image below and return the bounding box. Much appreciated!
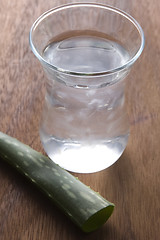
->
[43,35,129,73]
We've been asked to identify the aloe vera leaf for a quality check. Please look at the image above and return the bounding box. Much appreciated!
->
[0,131,114,232]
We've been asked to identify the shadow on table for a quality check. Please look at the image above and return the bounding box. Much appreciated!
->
[101,149,137,240]
[108,148,136,193]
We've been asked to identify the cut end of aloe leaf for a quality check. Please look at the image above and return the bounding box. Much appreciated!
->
[81,204,115,233]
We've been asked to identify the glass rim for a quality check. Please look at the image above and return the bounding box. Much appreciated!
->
[29,3,145,77]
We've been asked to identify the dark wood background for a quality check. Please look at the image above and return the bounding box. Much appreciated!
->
[0,0,159,239]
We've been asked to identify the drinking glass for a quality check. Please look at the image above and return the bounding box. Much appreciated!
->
[29,3,144,173]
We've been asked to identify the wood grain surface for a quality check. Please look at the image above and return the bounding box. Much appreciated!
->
[0,0,159,239]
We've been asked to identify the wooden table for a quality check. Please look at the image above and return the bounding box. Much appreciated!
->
[0,0,159,239]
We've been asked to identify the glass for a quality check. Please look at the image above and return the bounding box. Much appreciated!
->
[29,3,144,173]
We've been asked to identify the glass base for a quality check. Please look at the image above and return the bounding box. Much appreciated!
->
[40,134,129,173]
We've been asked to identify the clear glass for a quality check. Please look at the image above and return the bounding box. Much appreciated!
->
[29,3,144,173]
